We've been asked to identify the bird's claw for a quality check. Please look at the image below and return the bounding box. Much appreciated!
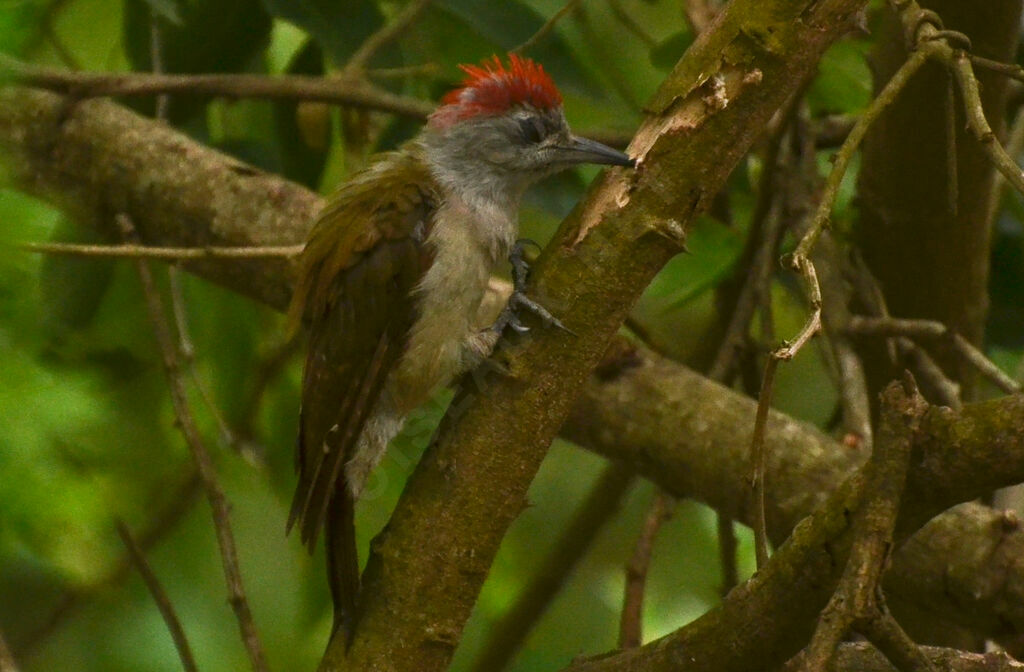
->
[491,239,574,335]
[509,238,541,293]
[491,289,573,335]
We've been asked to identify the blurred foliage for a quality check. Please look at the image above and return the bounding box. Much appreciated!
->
[0,1,1021,671]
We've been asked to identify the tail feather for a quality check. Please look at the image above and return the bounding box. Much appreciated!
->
[326,488,360,639]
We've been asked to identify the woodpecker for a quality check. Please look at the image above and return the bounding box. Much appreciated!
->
[286,54,634,635]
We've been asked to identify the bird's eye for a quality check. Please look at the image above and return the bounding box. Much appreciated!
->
[517,117,545,144]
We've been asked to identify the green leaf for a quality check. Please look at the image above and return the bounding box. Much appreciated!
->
[414,0,604,100]
[260,0,384,65]
[272,39,331,188]
[123,0,273,120]
[0,0,47,57]
[651,217,745,309]
[806,38,871,115]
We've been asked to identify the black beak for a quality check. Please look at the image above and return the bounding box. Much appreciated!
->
[558,136,635,168]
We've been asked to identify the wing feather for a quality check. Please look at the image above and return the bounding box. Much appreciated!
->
[286,147,437,559]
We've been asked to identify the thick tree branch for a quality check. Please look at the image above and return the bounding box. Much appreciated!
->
[0,88,316,311]
[8,5,1024,665]
[7,74,1024,658]
[332,1,868,669]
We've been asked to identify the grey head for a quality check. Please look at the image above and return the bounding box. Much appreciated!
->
[421,55,634,205]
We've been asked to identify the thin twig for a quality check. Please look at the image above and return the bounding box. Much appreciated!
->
[970,54,1024,85]
[149,7,169,120]
[985,99,1024,228]
[14,471,202,657]
[512,0,583,54]
[469,463,634,672]
[17,241,304,260]
[619,491,674,649]
[776,44,932,361]
[148,8,240,459]
[116,521,198,672]
[794,46,932,262]
[846,316,1021,394]
[716,515,739,595]
[366,63,440,80]
[707,124,789,587]
[896,338,961,409]
[741,46,937,559]
[345,0,433,73]
[943,69,958,216]
[236,336,302,455]
[747,357,778,569]
[0,54,434,119]
[117,213,269,672]
[952,51,1024,197]
[167,265,241,452]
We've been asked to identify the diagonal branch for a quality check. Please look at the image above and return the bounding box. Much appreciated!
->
[116,521,199,672]
[118,214,268,672]
[10,7,1024,666]
[331,1,869,669]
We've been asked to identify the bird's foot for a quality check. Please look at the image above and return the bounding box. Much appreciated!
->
[509,238,541,293]
[491,239,573,335]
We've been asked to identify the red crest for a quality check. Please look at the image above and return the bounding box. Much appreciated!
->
[429,54,563,128]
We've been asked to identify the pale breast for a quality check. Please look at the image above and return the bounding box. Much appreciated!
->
[386,196,515,414]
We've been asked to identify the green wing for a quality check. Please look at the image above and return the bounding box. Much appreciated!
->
[286,149,437,629]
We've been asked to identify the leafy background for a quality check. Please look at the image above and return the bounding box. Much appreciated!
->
[0,0,1019,670]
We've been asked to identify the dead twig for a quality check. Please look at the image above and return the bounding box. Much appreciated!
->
[747,357,778,568]
[17,241,304,260]
[166,265,242,455]
[116,521,198,672]
[744,40,935,567]
[619,491,675,649]
[0,54,434,119]
[117,213,269,672]
[845,316,1020,395]
[512,0,583,54]
[14,471,202,658]
[345,0,432,74]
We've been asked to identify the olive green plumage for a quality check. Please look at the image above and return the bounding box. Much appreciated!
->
[287,144,438,633]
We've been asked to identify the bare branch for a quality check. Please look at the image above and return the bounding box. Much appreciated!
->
[832,642,1024,672]
[798,381,933,672]
[345,0,432,73]
[846,316,1021,394]
[116,521,198,672]
[748,357,779,568]
[17,241,304,260]
[952,51,1024,197]
[0,54,434,119]
[619,492,674,649]
[14,471,202,657]
[117,214,269,672]
[511,0,582,54]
